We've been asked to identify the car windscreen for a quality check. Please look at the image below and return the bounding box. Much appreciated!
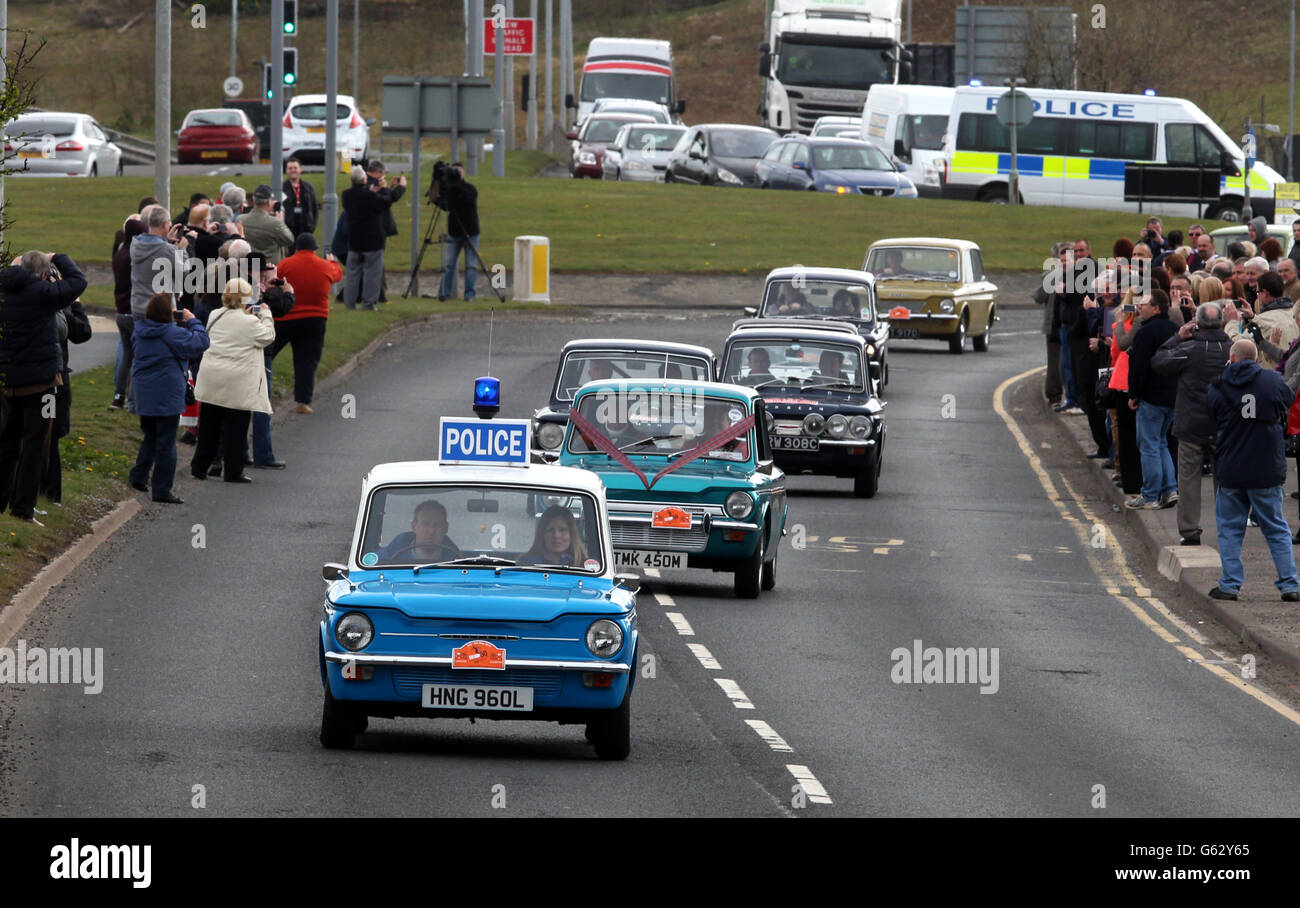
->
[185,111,243,127]
[7,117,77,137]
[568,392,753,462]
[556,351,713,400]
[865,246,963,281]
[359,485,604,573]
[582,118,631,143]
[812,144,892,171]
[627,126,685,150]
[760,279,874,323]
[722,340,866,392]
[581,72,670,104]
[290,103,351,121]
[708,129,774,158]
[903,114,947,151]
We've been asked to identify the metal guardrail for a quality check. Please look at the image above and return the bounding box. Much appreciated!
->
[109,131,157,166]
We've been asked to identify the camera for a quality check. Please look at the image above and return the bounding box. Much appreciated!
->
[426,160,458,209]
[173,310,186,324]
[43,263,61,282]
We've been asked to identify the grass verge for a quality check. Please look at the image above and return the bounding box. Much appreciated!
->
[0,296,555,604]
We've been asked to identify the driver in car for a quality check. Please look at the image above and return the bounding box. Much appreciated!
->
[744,347,777,385]
[378,499,461,563]
[878,249,907,277]
[775,287,810,315]
[587,358,615,382]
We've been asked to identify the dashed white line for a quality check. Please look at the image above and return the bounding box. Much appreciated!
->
[665,612,694,636]
[786,764,833,804]
[653,592,675,607]
[714,678,755,709]
[745,719,793,752]
[687,643,721,670]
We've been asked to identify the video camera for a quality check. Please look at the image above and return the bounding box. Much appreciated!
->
[426,160,459,210]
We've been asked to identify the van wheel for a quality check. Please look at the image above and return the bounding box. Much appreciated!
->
[1212,203,1243,223]
[979,186,1008,204]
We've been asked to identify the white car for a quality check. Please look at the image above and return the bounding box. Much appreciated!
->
[280,94,371,166]
[811,115,863,138]
[3,111,123,177]
[590,98,674,125]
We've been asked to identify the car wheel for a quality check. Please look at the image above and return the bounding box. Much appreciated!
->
[319,686,359,749]
[114,158,123,176]
[760,538,776,591]
[89,161,98,177]
[882,356,890,387]
[734,529,763,599]
[949,311,969,354]
[664,170,674,183]
[854,450,880,499]
[972,306,994,352]
[586,691,631,761]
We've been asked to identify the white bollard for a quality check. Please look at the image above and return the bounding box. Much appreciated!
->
[513,235,551,302]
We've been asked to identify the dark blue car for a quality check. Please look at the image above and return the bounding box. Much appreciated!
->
[755,136,918,197]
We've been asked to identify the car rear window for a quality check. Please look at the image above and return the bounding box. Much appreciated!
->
[583,118,632,143]
[290,103,352,121]
[185,111,243,127]
[626,126,685,151]
[708,129,775,159]
[7,117,77,137]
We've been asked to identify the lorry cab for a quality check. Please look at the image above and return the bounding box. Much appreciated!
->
[574,37,682,127]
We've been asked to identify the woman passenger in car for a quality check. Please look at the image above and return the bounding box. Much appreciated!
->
[831,289,860,317]
[521,506,590,567]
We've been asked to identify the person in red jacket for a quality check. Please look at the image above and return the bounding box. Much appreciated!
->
[274,233,343,414]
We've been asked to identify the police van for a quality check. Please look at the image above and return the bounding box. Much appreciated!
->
[861,84,955,198]
[938,86,1283,221]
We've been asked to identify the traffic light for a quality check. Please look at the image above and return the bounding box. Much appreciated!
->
[283,47,298,86]
[263,62,274,99]
[283,0,298,35]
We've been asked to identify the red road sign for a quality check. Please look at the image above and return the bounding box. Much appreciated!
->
[484,18,535,55]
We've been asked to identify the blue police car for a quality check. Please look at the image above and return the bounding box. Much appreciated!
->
[318,383,639,759]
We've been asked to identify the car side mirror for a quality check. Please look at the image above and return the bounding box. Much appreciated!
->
[365,117,376,127]
[323,562,349,582]
[613,572,641,595]
[893,138,910,164]
[1221,150,1239,176]
[758,52,772,78]
[675,99,686,115]
[565,93,575,109]
[792,160,808,171]
[743,306,757,316]
[566,131,578,141]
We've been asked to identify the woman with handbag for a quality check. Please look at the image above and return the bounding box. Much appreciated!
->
[189,278,275,484]
[128,293,209,503]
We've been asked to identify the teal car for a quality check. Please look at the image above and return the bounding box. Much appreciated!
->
[557,380,787,598]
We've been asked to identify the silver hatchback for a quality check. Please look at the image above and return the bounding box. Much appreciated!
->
[4,112,123,177]
[602,123,686,182]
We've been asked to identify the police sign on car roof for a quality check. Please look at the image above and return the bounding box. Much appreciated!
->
[438,417,532,465]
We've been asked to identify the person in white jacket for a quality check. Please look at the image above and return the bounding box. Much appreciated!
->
[189,278,275,484]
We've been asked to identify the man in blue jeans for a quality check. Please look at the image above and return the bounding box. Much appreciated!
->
[1205,338,1299,601]
[437,163,480,302]
[1124,290,1179,509]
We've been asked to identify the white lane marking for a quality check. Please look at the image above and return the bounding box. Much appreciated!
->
[745,719,793,752]
[688,643,721,670]
[787,764,833,804]
[715,678,755,709]
[665,612,694,636]
[653,592,675,607]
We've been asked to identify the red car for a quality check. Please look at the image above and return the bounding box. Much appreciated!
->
[568,113,654,179]
[177,108,259,164]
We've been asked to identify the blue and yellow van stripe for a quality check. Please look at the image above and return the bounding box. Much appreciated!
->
[952,151,1274,192]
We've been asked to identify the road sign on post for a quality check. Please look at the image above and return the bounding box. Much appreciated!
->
[224,75,244,98]
[996,82,1033,206]
[485,18,535,55]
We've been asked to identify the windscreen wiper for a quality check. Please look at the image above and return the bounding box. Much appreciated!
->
[413,555,517,574]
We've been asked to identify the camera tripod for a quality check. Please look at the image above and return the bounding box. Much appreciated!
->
[404,203,505,302]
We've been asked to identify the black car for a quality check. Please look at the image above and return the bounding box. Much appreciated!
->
[664,123,778,187]
[532,338,718,456]
[719,327,885,497]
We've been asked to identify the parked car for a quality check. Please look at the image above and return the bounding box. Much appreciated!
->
[3,111,122,177]
[319,455,639,759]
[569,113,655,179]
[864,237,998,354]
[755,136,917,197]
[664,124,778,187]
[533,338,716,454]
[602,123,687,181]
[558,380,787,598]
[1211,223,1295,256]
[177,107,259,164]
[811,115,862,138]
[281,94,371,166]
[719,325,885,498]
[741,267,890,390]
[591,98,674,124]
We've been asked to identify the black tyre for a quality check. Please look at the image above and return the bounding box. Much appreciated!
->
[587,692,630,761]
[1212,203,1243,223]
[854,450,880,499]
[319,687,359,750]
[948,311,968,354]
[664,170,674,183]
[760,542,776,591]
[734,531,763,599]
[114,159,123,176]
[89,162,98,177]
[972,307,994,352]
[979,186,1008,204]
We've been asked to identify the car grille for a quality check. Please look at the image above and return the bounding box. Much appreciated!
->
[857,186,895,197]
[611,522,709,551]
[392,666,563,701]
[787,92,864,133]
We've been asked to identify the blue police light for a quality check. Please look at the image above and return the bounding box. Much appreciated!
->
[1143,89,1157,96]
[968,79,982,87]
[473,376,501,418]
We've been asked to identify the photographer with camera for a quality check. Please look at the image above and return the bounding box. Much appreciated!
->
[431,161,480,302]
[242,184,295,266]
[1138,217,1166,256]
[341,164,405,310]
[1226,271,1297,371]
[0,251,88,524]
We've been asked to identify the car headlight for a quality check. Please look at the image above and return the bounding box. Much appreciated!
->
[850,415,872,439]
[335,612,373,652]
[827,184,850,194]
[826,414,849,438]
[537,422,565,450]
[939,298,955,313]
[717,167,742,185]
[626,158,651,172]
[725,491,755,520]
[578,151,596,166]
[865,343,876,357]
[802,413,826,436]
[586,619,624,658]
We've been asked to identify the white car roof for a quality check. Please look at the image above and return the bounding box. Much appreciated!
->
[290,94,357,104]
[764,266,876,285]
[868,236,981,252]
[362,461,607,497]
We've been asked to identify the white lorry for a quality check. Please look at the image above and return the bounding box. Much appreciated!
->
[758,0,906,135]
